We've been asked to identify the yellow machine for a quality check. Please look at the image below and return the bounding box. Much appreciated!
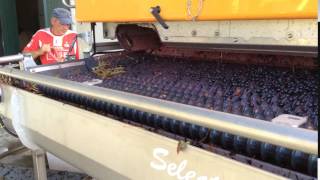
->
[76,0,317,56]
[76,0,317,21]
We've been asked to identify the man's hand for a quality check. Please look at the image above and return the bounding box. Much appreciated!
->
[39,44,51,55]
[50,47,64,62]
[23,44,51,60]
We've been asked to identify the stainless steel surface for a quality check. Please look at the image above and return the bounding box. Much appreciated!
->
[0,54,24,64]
[271,114,308,128]
[163,42,318,57]
[28,61,85,73]
[96,49,125,53]
[32,149,47,180]
[154,20,318,47]
[0,146,26,160]
[0,67,317,155]
[0,86,286,180]
[102,20,318,56]
[153,46,317,69]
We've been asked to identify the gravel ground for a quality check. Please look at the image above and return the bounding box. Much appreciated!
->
[0,128,20,154]
[0,164,87,180]
[0,128,87,180]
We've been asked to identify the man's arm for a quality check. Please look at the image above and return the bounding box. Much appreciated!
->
[23,44,51,59]
[22,31,51,60]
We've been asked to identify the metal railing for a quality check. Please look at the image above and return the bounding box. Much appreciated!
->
[0,54,23,64]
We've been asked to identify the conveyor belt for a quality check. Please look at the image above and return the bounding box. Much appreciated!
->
[28,54,318,177]
[59,54,318,129]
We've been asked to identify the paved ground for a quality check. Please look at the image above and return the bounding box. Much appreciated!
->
[0,128,32,169]
[0,128,87,180]
[0,128,20,155]
[0,164,86,180]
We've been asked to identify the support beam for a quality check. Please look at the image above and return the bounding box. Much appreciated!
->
[32,149,47,180]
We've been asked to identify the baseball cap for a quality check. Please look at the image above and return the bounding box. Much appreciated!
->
[52,8,73,25]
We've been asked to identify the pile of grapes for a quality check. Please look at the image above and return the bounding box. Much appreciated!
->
[64,54,318,129]
[48,54,317,176]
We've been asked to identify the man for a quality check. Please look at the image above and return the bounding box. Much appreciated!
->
[23,8,79,65]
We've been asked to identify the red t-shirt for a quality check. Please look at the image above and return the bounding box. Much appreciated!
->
[24,28,79,64]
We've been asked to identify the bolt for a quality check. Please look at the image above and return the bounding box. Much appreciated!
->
[191,30,197,36]
[104,31,108,38]
[214,31,220,37]
[287,33,294,39]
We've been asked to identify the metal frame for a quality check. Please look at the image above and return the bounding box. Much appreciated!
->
[0,66,317,155]
[32,149,47,180]
[162,42,318,57]
[0,145,26,160]
[27,61,85,73]
[89,23,124,56]
[62,0,75,8]
[0,54,23,64]
[102,19,318,56]
[154,20,318,47]
[0,85,287,179]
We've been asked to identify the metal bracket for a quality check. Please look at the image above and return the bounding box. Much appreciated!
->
[271,114,307,128]
[32,149,48,180]
[91,23,97,56]
[0,54,24,64]
[0,146,27,160]
[62,0,75,8]
[150,6,169,29]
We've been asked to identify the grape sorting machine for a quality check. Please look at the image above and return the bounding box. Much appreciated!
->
[0,0,318,179]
